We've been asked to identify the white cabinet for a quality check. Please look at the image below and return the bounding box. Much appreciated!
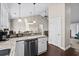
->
[0,4,9,29]
[0,4,1,28]
[15,41,24,56]
[15,36,47,56]
[38,37,47,55]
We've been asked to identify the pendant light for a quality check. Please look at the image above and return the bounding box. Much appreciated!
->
[18,3,22,22]
[33,3,36,24]
[44,8,48,17]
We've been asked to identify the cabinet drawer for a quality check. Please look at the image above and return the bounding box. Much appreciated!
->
[38,39,47,48]
[38,37,47,42]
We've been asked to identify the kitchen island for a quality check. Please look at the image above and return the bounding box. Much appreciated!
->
[0,35,48,56]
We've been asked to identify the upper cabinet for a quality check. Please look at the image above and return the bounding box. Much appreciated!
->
[0,4,1,28]
[0,3,10,29]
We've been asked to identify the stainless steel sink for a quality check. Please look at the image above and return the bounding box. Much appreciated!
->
[0,49,11,56]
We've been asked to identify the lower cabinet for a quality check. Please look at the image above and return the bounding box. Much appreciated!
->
[38,37,47,55]
[15,39,38,56]
[15,37,48,56]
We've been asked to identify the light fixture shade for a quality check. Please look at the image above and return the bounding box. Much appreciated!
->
[33,21,36,23]
[18,18,22,22]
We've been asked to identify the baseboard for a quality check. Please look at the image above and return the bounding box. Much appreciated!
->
[59,47,65,51]
[48,43,65,51]
[59,45,71,51]
[65,45,71,50]
[38,50,47,55]
[48,43,71,51]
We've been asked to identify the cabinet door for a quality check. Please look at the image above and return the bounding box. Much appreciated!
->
[0,4,1,27]
[38,37,47,55]
[41,39,47,52]
[15,41,24,56]
[38,39,42,54]
[0,4,9,28]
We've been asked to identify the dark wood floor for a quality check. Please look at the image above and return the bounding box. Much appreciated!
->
[40,44,79,56]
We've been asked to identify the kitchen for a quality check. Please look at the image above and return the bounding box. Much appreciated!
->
[0,3,72,56]
[0,3,48,56]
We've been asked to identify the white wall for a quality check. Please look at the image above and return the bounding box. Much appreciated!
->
[10,15,48,33]
[71,3,79,23]
[48,3,71,50]
[65,4,71,48]
[48,3,65,50]
[70,4,79,37]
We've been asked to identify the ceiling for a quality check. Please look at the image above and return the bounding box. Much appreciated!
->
[3,3,79,23]
[7,3,49,19]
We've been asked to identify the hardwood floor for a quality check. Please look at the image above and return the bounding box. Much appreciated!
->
[40,44,79,56]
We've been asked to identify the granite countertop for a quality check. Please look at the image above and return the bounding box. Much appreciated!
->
[0,35,46,56]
